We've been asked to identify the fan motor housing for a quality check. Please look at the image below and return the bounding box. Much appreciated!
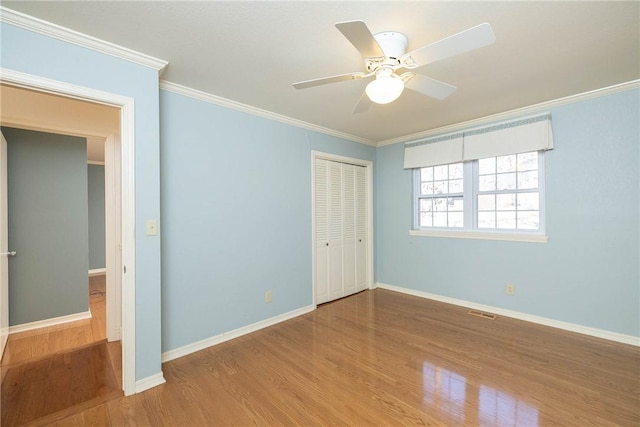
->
[365,31,408,71]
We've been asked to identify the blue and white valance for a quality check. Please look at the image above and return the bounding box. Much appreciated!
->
[403,114,554,169]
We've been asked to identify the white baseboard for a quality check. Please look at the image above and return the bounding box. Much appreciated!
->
[162,305,315,363]
[9,310,92,334]
[135,372,166,393]
[88,268,107,277]
[375,282,640,347]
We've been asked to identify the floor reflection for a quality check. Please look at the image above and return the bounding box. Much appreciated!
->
[478,384,539,426]
[422,362,539,426]
[422,362,467,424]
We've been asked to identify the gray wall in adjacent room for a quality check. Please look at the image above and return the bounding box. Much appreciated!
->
[3,127,89,325]
[88,164,105,270]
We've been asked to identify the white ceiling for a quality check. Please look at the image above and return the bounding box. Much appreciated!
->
[3,1,639,144]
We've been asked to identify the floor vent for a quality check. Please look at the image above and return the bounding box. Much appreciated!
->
[468,310,497,320]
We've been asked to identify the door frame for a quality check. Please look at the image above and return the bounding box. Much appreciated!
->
[1,68,137,396]
[0,132,8,359]
[311,151,374,307]
[105,134,122,342]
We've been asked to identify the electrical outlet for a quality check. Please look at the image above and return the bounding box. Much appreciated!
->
[146,219,158,236]
[265,290,272,303]
[506,284,515,296]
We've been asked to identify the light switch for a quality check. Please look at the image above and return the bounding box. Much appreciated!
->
[146,219,158,236]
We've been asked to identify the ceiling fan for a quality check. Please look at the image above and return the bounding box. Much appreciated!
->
[293,20,496,113]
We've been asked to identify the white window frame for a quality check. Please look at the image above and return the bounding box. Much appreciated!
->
[411,152,548,243]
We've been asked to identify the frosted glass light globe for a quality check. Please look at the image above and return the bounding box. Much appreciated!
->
[365,74,404,104]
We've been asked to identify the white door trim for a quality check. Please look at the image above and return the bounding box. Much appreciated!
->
[0,132,8,359]
[0,67,137,396]
[105,134,122,342]
[311,151,374,308]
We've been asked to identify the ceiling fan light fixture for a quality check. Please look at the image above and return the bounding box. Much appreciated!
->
[365,70,404,104]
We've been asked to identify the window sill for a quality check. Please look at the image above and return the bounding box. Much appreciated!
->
[409,229,548,243]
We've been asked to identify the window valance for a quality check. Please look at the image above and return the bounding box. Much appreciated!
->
[403,114,554,169]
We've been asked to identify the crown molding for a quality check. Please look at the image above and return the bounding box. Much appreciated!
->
[0,7,168,73]
[378,79,640,147]
[159,80,376,147]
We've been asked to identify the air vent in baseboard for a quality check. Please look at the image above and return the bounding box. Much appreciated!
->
[468,309,497,320]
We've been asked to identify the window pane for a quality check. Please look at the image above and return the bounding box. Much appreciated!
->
[478,212,495,228]
[420,212,433,227]
[433,180,448,194]
[497,155,516,173]
[477,194,495,211]
[449,163,463,179]
[497,211,516,229]
[518,171,538,189]
[497,193,516,210]
[479,175,496,191]
[420,199,433,212]
[433,212,447,227]
[421,182,434,195]
[421,167,433,182]
[434,165,448,180]
[497,173,516,190]
[449,197,464,211]
[448,212,464,228]
[517,192,539,210]
[517,152,538,171]
[517,211,539,229]
[434,198,448,211]
[479,157,495,174]
[449,179,463,193]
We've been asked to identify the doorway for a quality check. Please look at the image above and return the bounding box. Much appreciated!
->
[0,70,136,395]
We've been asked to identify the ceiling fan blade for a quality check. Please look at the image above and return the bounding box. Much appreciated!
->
[403,73,457,100]
[293,72,366,89]
[401,23,496,68]
[353,91,372,114]
[335,20,385,58]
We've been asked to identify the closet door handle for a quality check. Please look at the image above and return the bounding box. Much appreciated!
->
[1,251,16,257]
[326,243,329,246]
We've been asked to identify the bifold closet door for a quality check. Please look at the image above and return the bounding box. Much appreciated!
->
[314,158,368,305]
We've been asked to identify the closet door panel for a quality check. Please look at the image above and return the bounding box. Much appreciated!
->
[314,159,330,304]
[342,164,357,296]
[355,166,368,291]
[328,161,344,301]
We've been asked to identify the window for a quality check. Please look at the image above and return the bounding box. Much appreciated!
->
[414,151,545,235]
[417,163,465,228]
[405,113,553,241]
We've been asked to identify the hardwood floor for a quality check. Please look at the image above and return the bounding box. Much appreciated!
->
[42,288,639,426]
[1,275,122,425]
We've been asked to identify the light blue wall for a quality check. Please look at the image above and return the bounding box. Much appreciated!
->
[1,23,162,380]
[159,89,375,352]
[3,127,89,325]
[376,89,640,337]
[88,164,106,270]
